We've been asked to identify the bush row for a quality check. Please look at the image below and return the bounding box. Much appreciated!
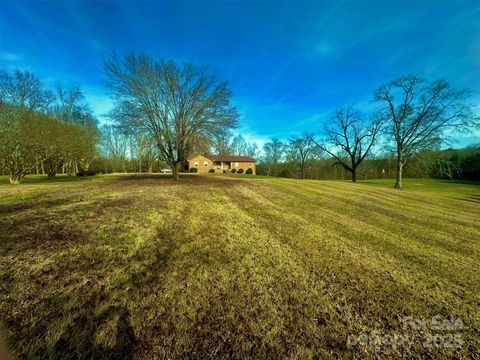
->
[189,167,254,174]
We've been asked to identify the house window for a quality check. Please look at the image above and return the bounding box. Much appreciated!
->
[235,162,239,167]
[204,161,208,167]
[194,161,199,167]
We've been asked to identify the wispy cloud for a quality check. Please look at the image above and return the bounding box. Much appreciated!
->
[1,1,478,149]
[0,51,21,62]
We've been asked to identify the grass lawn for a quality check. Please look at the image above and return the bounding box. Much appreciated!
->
[0,174,479,358]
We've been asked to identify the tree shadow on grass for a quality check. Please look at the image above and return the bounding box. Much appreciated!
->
[111,173,245,187]
[3,281,137,360]
[49,221,179,359]
[51,297,137,360]
[0,175,243,358]
[2,227,180,359]
[461,194,480,204]
[0,197,72,215]
[438,179,480,186]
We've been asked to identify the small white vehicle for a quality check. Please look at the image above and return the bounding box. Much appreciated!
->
[159,168,173,174]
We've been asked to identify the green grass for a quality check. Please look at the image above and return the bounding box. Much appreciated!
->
[0,174,479,358]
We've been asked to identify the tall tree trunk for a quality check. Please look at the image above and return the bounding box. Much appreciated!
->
[351,167,357,182]
[173,161,181,181]
[9,173,22,185]
[395,159,403,189]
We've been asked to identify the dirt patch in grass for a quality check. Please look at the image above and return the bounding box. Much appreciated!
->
[110,173,243,186]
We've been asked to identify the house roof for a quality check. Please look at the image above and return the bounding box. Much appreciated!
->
[210,155,256,162]
[188,154,256,162]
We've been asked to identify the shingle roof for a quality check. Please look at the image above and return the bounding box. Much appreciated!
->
[188,154,256,162]
[210,155,256,162]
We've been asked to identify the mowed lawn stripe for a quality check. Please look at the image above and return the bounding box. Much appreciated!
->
[227,181,479,327]
[267,180,480,260]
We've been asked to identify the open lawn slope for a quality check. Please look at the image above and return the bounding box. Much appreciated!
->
[0,174,479,359]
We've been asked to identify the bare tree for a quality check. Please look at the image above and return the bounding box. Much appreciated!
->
[246,142,260,159]
[101,124,128,173]
[187,134,214,158]
[51,85,98,175]
[374,75,478,188]
[43,121,84,179]
[230,134,248,155]
[0,69,99,182]
[262,139,286,176]
[316,105,383,182]
[0,70,55,183]
[54,85,88,123]
[287,134,322,179]
[0,105,55,183]
[231,134,259,158]
[213,135,232,156]
[104,52,238,180]
[127,131,155,173]
[142,138,159,173]
[0,69,54,112]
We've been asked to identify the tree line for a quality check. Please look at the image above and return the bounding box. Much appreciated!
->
[1,52,479,188]
[0,70,98,184]
[260,75,478,187]
[258,143,480,181]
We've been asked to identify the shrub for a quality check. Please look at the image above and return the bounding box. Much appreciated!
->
[237,168,244,174]
[189,167,198,173]
[231,169,236,174]
[246,168,253,174]
[208,169,215,173]
[76,170,97,177]
[223,170,226,173]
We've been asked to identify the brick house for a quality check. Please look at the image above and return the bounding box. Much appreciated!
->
[185,154,256,174]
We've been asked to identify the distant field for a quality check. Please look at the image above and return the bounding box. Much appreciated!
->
[0,174,479,358]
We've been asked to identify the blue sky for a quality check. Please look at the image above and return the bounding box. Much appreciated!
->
[1,1,479,147]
